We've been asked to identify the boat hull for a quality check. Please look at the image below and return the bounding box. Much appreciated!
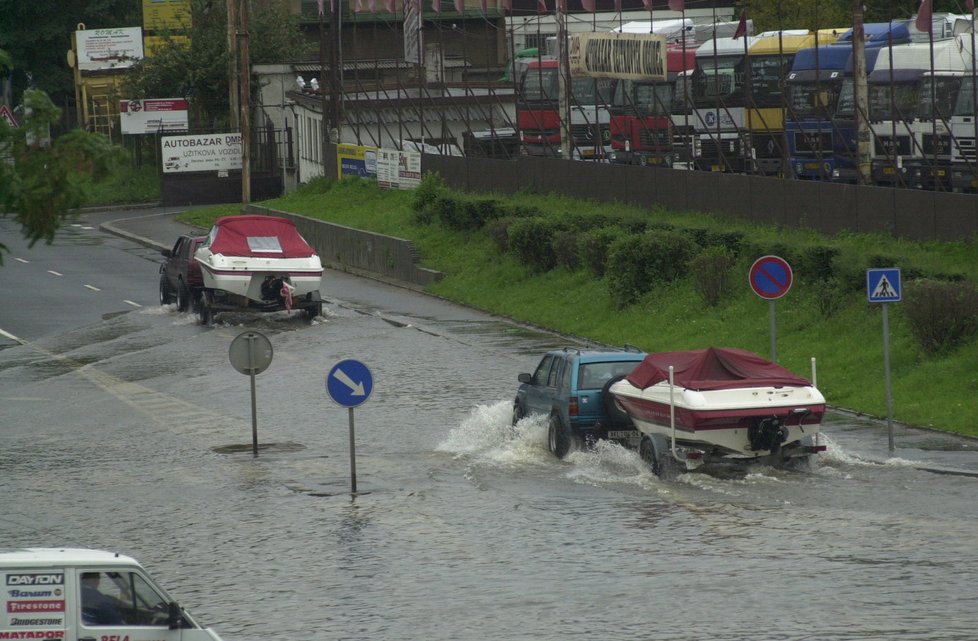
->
[196,252,323,302]
[610,380,825,459]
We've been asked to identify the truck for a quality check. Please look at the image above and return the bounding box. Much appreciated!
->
[516,58,561,157]
[0,547,225,641]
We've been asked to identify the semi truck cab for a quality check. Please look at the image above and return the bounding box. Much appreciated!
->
[0,548,224,641]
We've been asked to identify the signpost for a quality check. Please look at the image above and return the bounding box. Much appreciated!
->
[327,359,374,494]
[867,268,902,453]
[229,331,273,457]
[749,255,793,362]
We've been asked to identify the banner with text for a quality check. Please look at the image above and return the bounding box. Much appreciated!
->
[161,133,242,173]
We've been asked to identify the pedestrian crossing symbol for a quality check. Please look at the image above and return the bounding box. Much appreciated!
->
[867,268,902,303]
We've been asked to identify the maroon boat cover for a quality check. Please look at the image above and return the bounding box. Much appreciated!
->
[207,215,316,258]
[624,347,812,391]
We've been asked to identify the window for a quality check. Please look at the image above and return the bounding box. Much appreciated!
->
[80,571,170,627]
[532,355,554,386]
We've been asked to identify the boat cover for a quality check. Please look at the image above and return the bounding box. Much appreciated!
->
[206,215,317,258]
[624,347,813,391]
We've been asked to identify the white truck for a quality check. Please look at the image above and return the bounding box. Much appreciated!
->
[0,548,225,641]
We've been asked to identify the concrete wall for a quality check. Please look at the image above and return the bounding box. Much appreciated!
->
[243,204,443,289]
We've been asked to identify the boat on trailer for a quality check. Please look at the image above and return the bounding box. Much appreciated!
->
[193,215,324,324]
[608,347,826,475]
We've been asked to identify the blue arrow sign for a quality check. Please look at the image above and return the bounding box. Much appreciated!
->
[326,359,373,407]
[867,268,901,303]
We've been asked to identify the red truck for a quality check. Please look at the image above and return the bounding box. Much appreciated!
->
[158,234,207,312]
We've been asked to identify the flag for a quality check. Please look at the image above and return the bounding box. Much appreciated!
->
[915,0,932,33]
[317,0,324,15]
[581,0,595,10]
[499,0,510,12]
[454,0,464,12]
[967,0,974,12]
[667,0,683,10]
[385,0,395,12]
[613,0,621,13]
[432,0,440,12]
[537,0,547,12]
[642,0,652,10]
[733,10,748,39]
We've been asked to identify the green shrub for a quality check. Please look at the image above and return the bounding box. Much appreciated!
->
[797,245,840,283]
[606,229,699,307]
[903,279,978,354]
[811,276,848,318]
[578,226,627,277]
[412,171,448,217]
[509,218,559,272]
[486,217,516,254]
[554,230,580,270]
[690,246,736,306]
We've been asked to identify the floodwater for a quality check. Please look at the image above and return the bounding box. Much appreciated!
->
[2,271,978,641]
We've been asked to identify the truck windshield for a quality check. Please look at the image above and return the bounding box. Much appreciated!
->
[521,67,559,101]
[918,77,962,120]
[749,54,795,107]
[571,77,615,105]
[868,82,919,120]
[787,82,842,119]
[954,76,977,116]
[835,80,854,117]
[692,56,743,103]
[616,81,673,117]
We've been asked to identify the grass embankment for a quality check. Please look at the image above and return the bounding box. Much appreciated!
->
[179,178,978,438]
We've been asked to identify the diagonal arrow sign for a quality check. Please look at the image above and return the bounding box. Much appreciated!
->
[333,367,366,396]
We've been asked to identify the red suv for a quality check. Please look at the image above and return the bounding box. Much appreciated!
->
[159,235,206,312]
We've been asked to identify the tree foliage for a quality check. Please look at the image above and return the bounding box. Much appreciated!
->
[122,0,310,129]
[0,89,124,264]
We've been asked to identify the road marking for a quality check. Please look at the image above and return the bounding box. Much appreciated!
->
[48,270,62,276]
[124,300,141,308]
[14,257,28,264]
[84,284,101,291]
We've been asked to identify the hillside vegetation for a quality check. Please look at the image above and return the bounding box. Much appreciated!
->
[181,175,978,438]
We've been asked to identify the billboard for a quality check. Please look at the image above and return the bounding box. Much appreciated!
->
[76,27,144,71]
[569,32,667,81]
[377,149,421,190]
[337,144,378,180]
[161,133,242,173]
[120,98,189,134]
[142,0,192,31]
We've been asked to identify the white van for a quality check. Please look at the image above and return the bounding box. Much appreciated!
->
[0,548,225,641]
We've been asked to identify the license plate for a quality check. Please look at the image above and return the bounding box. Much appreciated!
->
[581,149,595,157]
[607,430,639,440]
[937,169,946,176]
[711,165,721,172]
[803,162,820,170]
[883,167,895,175]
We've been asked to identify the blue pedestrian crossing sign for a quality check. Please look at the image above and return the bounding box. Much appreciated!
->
[867,268,901,303]
[326,359,374,407]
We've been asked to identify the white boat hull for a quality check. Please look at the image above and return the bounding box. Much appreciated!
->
[196,251,323,302]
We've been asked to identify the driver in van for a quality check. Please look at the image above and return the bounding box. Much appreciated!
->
[80,572,127,625]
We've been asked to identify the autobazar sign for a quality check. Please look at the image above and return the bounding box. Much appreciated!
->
[161,133,242,173]
[569,32,666,81]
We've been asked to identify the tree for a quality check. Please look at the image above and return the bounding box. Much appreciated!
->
[0,87,124,264]
[122,0,310,130]
[0,0,140,129]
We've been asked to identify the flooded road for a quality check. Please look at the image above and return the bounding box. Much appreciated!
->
[2,218,978,640]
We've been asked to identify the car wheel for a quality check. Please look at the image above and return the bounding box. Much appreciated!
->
[176,281,191,312]
[548,415,573,460]
[511,402,525,427]
[159,275,171,306]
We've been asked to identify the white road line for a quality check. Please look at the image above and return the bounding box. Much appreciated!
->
[124,300,141,308]
[48,270,63,276]
[14,257,28,264]
[84,284,101,291]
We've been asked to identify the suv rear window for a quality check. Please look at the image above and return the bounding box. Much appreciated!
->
[577,361,640,390]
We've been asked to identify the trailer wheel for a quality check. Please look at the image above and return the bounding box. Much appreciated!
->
[304,302,322,321]
[197,296,213,326]
[639,435,663,476]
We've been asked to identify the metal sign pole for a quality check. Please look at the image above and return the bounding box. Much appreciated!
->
[248,336,258,457]
[348,407,358,494]
[882,302,894,453]
[769,300,777,363]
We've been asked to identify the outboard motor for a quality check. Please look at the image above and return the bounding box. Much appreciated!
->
[261,275,289,302]
[749,416,789,453]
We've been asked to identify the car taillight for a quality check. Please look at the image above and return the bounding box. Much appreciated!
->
[569,397,579,417]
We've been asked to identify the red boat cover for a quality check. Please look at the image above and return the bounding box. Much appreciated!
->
[207,215,316,258]
[624,347,813,391]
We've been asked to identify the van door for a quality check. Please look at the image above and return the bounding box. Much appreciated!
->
[1,568,68,641]
[74,569,218,641]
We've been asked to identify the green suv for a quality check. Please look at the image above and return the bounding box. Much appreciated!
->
[513,346,646,459]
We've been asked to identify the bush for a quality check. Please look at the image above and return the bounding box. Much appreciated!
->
[554,230,580,270]
[509,218,560,272]
[412,171,448,220]
[690,246,736,306]
[486,217,516,254]
[606,229,699,307]
[903,279,978,354]
[578,226,627,277]
[797,245,840,283]
[811,276,848,318]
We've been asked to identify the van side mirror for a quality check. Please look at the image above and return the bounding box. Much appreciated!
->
[168,602,183,629]
[161,249,172,258]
